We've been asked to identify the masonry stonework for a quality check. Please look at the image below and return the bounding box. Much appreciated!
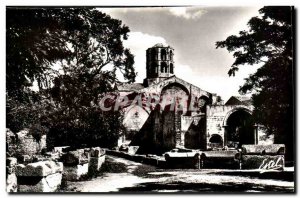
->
[118,44,271,153]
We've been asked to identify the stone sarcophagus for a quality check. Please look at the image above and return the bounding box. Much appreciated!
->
[239,144,285,170]
[88,147,106,173]
[15,161,63,192]
[61,149,89,181]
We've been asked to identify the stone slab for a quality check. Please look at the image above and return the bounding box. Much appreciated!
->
[61,150,89,166]
[63,163,89,181]
[241,144,285,154]
[15,161,63,177]
[89,155,105,172]
[241,155,285,170]
[90,147,105,157]
[128,146,139,155]
[18,172,62,192]
[6,173,17,192]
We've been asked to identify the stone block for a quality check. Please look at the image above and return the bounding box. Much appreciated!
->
[16,130,47,156]
[241,155,284,170]
[7,157,17,168]
[15,161,63,192]
[53,146,70,154]
[128,146,139,155]
[16,161,63,177]
[61,149,89,166]
[89,147,105,157]
[89,155,105,173]
[63,163,89,181]
[6,172,17,192]
[18,172,62,192]
[45,152,60,160]
[6,157,18,192]
[241,144,285,154]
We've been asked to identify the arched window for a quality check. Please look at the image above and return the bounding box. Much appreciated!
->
[170,50,173,60]
[209,134,223,149]
[170,63,174,74]
[161,62,167,73]
[151,62,157,74]
[161,49,167,60]
[198,96,209,113]
[151,49,156,60]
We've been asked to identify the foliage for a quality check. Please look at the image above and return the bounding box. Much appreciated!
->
[7,8,136,149]
[216,7,294,159]
[7,8,136,100]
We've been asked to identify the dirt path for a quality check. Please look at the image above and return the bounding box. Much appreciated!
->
[64,155,155,192]
[63,155,294,193]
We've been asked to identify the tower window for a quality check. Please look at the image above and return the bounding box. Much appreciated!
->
[151,49,156,60]
[170,63,174,74]
[161,49,167,60]
[161,62,167,73]
[151,62,157,75]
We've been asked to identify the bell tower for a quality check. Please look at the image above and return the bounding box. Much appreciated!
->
[143,43,175,86]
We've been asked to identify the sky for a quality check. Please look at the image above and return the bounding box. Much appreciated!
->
[98,7,262,102]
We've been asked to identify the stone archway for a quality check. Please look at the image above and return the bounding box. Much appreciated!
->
[209,134,223,149]
[223,108,255,148]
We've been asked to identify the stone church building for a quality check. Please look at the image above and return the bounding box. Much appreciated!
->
[117,43,273,154]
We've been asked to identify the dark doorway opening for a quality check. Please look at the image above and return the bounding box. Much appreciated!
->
[226,110,254,147]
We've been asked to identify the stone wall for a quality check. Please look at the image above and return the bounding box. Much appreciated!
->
[15,129,47,156]
[123,104,150,139]
[7,128,47,159]
[130,107,176,154]
[206,105,273,149]
[183,116,206,150]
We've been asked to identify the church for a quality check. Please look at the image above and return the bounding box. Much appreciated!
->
[116,43,273,154]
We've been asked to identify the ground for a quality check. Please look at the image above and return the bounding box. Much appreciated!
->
[62,155,294,193]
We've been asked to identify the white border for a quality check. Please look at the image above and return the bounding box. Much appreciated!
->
[1,1,298,197]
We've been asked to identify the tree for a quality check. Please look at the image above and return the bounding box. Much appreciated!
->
[216,6,294,160]
[7,8,136,148]
[7,8,136,101]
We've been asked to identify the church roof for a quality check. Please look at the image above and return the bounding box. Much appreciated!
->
[225,96,252,106]
[117,83,145,92]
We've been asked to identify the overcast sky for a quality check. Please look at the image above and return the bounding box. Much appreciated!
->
[99,7,262,102]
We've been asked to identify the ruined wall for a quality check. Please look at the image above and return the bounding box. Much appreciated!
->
[16,130,47,156]
[123,105,149,140]
[130,104,182,154]
[123,76,221,153]
[7,129,47,157]
[181,115,206,150]
[206,105,273,149]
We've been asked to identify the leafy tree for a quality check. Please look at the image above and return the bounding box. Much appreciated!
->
[7,8,136,100]
[7,8,136,148]
[216,6,294,160]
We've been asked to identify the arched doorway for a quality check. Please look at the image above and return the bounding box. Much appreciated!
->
[225,109,254,148]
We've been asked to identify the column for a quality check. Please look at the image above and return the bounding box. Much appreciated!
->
[254,124,258,145]
[223,125,228,147]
